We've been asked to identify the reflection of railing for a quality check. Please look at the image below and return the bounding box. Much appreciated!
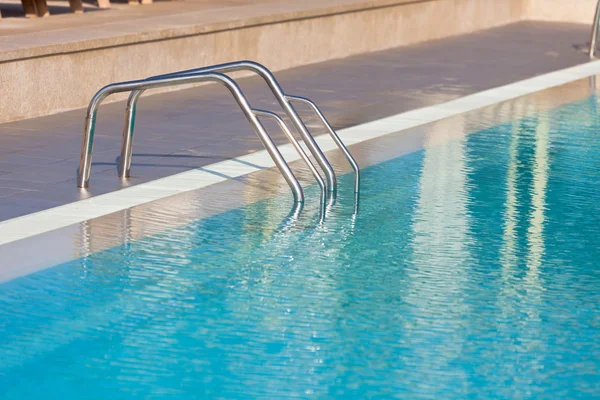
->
[590,0,600,58]
[78,61,360,207]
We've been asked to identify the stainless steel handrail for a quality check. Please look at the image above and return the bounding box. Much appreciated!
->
[118,61,337,192]
[118,90,327,199]
[78,72,304,203]
[591,0,600,59]
[285,95,360,194]
[254,109,330,219]
[252,109,326,195]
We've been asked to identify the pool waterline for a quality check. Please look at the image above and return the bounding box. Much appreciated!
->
[0,73,597,285]
[3,60,600,249]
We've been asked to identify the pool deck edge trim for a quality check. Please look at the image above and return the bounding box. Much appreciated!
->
[2,59,600,247]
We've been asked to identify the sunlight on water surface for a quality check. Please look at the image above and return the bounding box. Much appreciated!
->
[1,97,600,398]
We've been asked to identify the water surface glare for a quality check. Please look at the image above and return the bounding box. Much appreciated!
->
[1,97,600,398]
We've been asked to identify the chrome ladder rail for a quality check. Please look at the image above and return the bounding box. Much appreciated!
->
[252,109,327,199]
[590,0,600,59]
[285,95,360,195]
[77,72,304,203]
[79,61,361,211]
[116,87,327,202]
[118,61,360,195]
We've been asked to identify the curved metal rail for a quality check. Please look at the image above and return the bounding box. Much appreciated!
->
[252,109,326,195]
[285,95,360,194]
[119,61,353,193]
[591,0,600,59]
[77,72,304,203]
[118,90,327,199]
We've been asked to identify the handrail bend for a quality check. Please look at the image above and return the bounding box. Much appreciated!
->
[78,72,304,203]
[253,109,331,219]
[119,61,338,192]
[591,0,600,59]
[119,90,327,199]
[252,109,326,194]
[285,95,360,194]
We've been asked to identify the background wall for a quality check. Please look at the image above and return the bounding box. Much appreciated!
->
[0,0,526,124]
[527,0,596,24]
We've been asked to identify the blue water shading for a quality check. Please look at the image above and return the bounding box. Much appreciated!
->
[1,96,600,399]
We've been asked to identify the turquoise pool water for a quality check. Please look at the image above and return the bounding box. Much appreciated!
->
[2,97,600,398]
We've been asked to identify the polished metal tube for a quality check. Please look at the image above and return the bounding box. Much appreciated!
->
[119,90,144,178]
[252,109,326,196]
[285,95,360,194]
[120,61,337,191]
[254,109,329,218]
[591,0,600,58]
[78,73,304,203]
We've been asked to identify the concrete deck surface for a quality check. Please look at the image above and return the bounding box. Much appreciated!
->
[0,21,591,221]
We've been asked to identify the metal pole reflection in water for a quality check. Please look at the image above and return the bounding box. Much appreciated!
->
[276,201,305,233]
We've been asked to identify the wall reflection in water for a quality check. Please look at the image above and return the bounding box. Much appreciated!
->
[2,94,600,398]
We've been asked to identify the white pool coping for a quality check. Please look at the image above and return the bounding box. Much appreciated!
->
[1,59,600,247]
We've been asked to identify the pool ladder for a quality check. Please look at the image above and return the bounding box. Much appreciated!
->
[78,61,359,206]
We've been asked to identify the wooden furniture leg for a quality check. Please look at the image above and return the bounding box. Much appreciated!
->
[69,0,84,13]
[21,0,38,18]
[33,0,49,17]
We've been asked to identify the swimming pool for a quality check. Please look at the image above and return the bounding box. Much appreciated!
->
[1,93,600,398]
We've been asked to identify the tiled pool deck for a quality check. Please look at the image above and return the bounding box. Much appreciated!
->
[0,20,591,221]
